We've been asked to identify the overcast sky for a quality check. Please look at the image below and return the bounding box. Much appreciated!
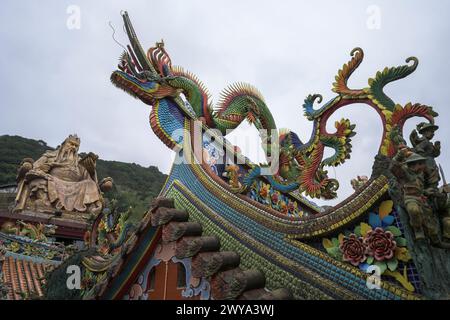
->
[1,0,449,205]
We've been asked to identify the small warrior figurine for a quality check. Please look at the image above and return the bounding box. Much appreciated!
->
[410,122,450,244]
[390,148,440,245]
[410,122,441,189]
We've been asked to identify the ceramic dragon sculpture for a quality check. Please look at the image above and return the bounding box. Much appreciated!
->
[246,48,437,198]
[111,11,437,200]
[111,12,276,154]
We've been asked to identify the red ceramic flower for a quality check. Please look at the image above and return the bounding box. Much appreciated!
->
[364,227,396,261]
[287,201,295,212]
[339,234,367,266]
[271,192,279,204]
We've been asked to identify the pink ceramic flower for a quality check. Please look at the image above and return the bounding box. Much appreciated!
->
[340,234,367,266]
[364,227,396,261]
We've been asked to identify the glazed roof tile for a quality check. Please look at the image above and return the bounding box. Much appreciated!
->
[1,254,53,300]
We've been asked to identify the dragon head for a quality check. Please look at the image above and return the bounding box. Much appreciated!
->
[110,11,180,105]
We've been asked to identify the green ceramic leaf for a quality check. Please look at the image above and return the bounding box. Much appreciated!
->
[354,226,362,236]
[326,246,341,259]
[367,256,374,264]
[374,261,387,274]
[387,258,398,271]
[396,237,407,247]
[332,237,340,247]
[385,226,402,237]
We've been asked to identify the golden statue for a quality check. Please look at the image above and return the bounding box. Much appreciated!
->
[14,135,112,218]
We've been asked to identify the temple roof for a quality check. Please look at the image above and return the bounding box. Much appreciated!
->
[0,230,65,300]
[71,198,293,300]
[0,254,54,300]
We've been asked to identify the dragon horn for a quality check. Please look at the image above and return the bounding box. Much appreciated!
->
[121,11,158,76]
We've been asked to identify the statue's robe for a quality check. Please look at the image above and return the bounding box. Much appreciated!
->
[47,164,101,212]
[18,149,102,214]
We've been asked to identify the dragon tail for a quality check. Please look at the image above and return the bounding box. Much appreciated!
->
[243,166,299,193]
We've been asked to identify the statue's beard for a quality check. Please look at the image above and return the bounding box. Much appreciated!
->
[56,146,79,165]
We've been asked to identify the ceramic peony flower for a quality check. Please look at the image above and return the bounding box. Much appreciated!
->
[339,234,367,266]
[364,227,397,261]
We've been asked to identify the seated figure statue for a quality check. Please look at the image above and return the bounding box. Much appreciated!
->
[14,134,112,217]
